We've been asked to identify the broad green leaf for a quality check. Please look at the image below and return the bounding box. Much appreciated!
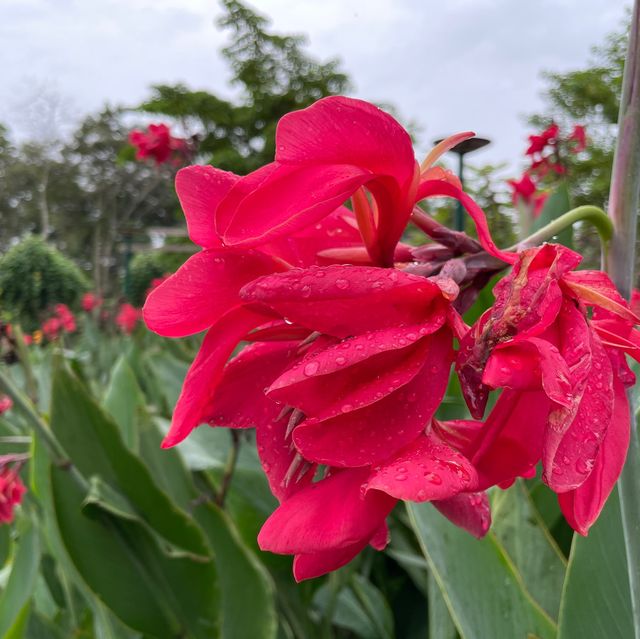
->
[50,465,219,639]
[407,501,557,639]
[0,520,40,638]
[558,489,633,638]
[103,356,142,450]
[532,182,572,248]
[195,502,277,639]
[50,361,207,558]
[428,573,457,639]
[491,481,566,619]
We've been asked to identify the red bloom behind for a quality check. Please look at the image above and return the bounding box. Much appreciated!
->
[508,172,548,219]
[0,396,12,415]
[0,456,26,524]
[129,123,188,166]
[116,303,141,334]
[82,292,102,312]
[42,316,62,341]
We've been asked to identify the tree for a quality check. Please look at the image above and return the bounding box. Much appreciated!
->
[138,0,350,174]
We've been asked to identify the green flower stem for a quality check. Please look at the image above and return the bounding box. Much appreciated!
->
[605,2,640,637]
[514,205,613,252]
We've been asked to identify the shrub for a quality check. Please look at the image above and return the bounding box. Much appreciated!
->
[128,250,185,306]
[0,236,89,330]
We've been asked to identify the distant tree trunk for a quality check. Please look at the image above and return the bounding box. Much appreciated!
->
[93,223,102,296]
[39,164,50,239]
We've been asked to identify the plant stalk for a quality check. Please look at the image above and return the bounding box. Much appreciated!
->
[606,4,640,637]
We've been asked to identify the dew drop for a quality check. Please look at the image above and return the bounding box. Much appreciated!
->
[335,278,350,290]
[304,361,320,376]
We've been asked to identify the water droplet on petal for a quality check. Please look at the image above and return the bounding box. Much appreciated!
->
[335,278,350,290]
[304,361,320,376]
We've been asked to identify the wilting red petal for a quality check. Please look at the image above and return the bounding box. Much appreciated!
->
[276,96,416,190]
[432,492,491,538]
[257,468,396,555]
[367,433,477,501]
[471,390,550,490]
[268,321,444,417]
[241,265,443,338]
[144,250,284,338]
[205,341,298,429]
[558,376,630,534]
[162,308,266,448]
[175,165,238,248]
[562,271,639,323]
[544,332,614,492]
[293,331,452,467]
[484,337,573,407]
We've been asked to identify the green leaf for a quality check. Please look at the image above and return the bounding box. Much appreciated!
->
[532,182,573,248]
[0,520,40,638]
[50,465,219,639]
[103,356,142,450]
[558,489,633,638]
[428,573,457,639]
[491,481,566,619]
[50,361,207,558]
[407,501,557,639]
[194,502,277,639]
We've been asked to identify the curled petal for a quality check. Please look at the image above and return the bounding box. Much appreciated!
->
[367,433,477,502]
[257,468,396,555]
[175,165,237,248]
[162,308,266,448]
[432,492,491,538]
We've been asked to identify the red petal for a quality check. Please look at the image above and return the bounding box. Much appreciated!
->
[484,337,573,407]
[268,321,444,417]
[143,250,283,338]
[175,165,237,248]
[257,468,396,555]
[367,433,477,501]
[544,332,614,492]
[292,331,452,467]
[162,308,266,448]
[219,162,370,247]
[471,390,550,490]
[432,492,491,538]
[241,265,444,337]
[276,96,416,190]
[293,540,370,582]
[417,180,516,264]
[206,341,298,429]
[558,376,630,534]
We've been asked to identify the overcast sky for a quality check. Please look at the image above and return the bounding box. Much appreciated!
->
[0,0,629,174]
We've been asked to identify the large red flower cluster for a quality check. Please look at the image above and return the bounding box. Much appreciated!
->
[144,97,636,581]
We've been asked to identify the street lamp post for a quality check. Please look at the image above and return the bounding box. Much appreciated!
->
[434,137,491,231]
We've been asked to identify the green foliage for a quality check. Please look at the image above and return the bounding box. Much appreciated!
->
[0,235,88,329]
[139,0,350,173]
[128,250,186,306]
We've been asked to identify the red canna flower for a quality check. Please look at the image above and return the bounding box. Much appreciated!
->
[0,456,26,524]
[54,304,77,333]
[129,123,188,166]
[42,316,62,341]
[82,292,102,312]
[457,243,639,534]
[508,172,548,219]
[568,125,587,153]
[116,303,141,334]
[525,123,559,157]
[0,396,12,415]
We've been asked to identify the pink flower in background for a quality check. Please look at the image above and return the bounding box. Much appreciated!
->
[568,125,587,153]
[54,304,77,333]
[42,316,62,341]
[82,292,102,312]
[508,172,548,219]
[0,457,26,525]
[116,303,141,334]
[0,396,12,415]
[525,123,559,157]
[129,123,188,166]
